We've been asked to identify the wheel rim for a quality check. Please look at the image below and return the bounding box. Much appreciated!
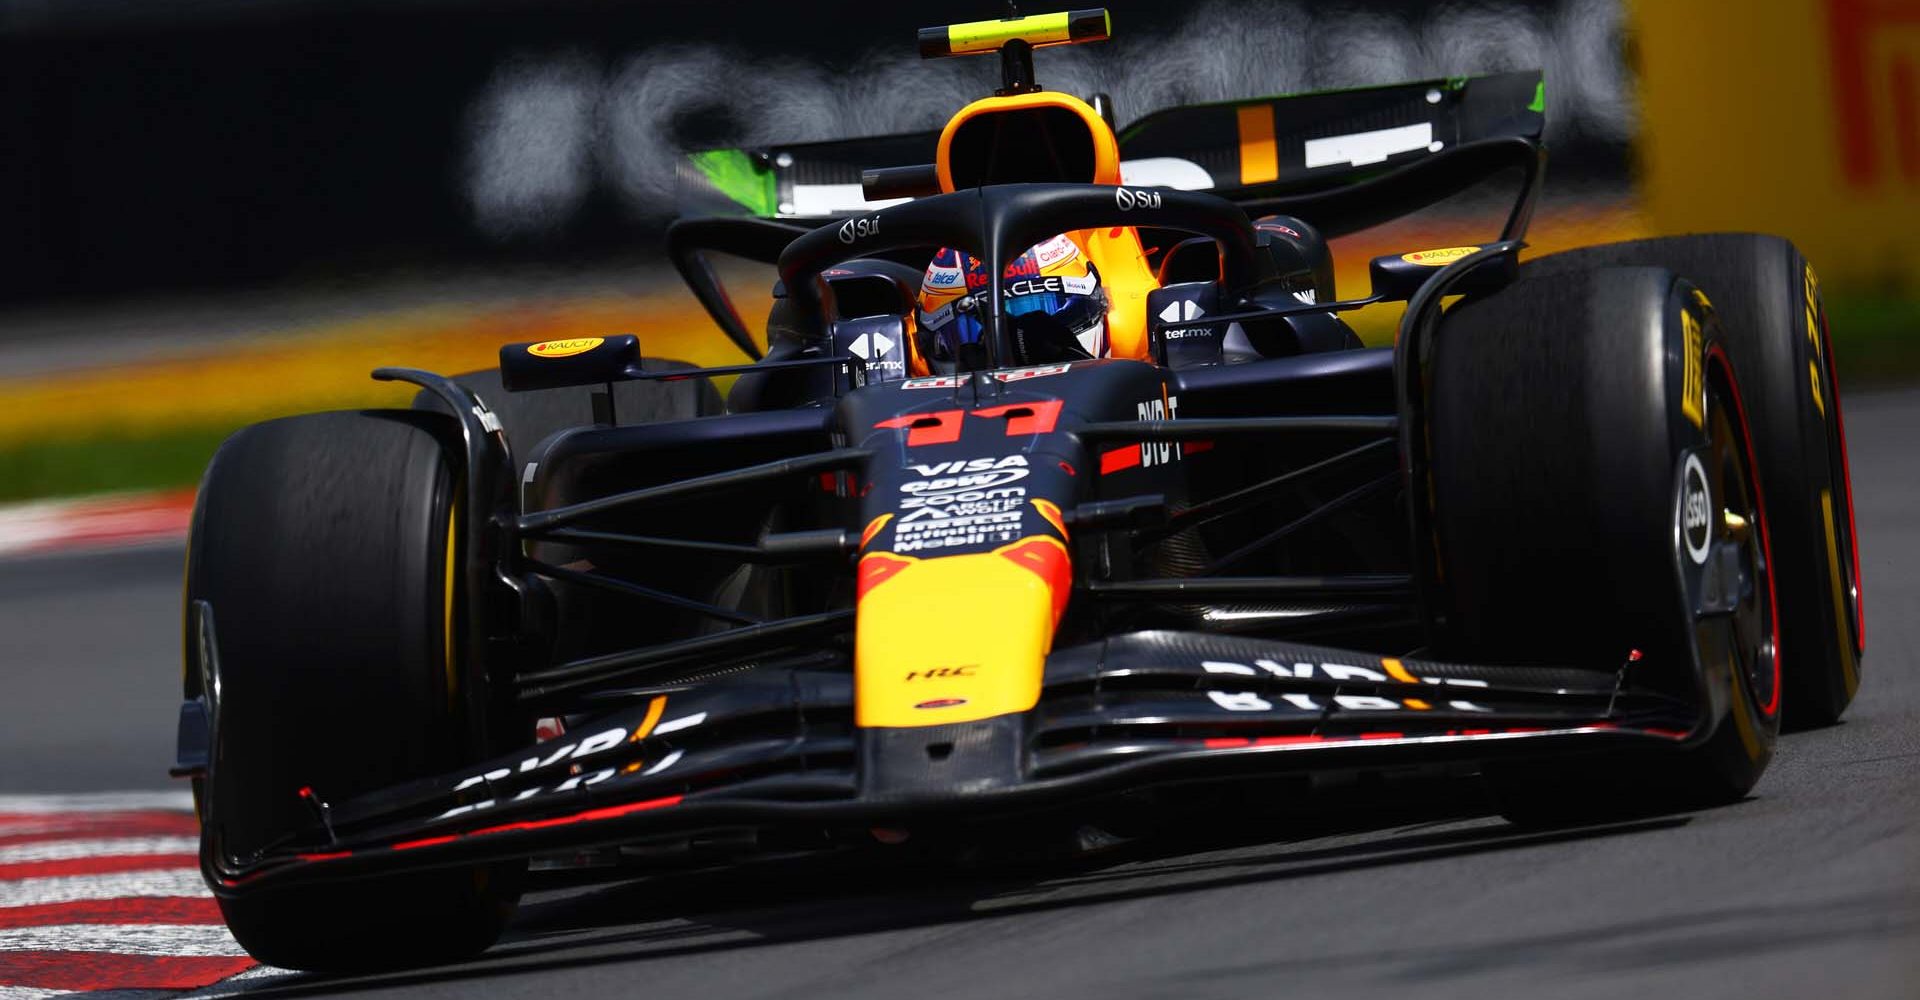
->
[1707,346,1781,718]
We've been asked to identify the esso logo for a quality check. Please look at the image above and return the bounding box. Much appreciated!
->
[838,215,881,244]
[1681,453,1713,564]
[1114,187,1163,211]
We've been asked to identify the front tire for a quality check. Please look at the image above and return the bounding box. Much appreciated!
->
[1426,266,1781,824]
[186,409,520,972]
[1525,235,1862,727]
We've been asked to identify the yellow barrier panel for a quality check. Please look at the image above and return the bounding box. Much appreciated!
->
[1632,0,1920,289]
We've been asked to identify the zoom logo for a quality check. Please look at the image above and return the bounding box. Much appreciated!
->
[1114,187,1163,211]
[838,215,881,243]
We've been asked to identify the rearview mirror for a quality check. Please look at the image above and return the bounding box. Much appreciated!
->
[498,334,642,391]
[1368,245,1517,302]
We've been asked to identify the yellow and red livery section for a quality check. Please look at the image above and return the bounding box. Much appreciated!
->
[854,535,1071,728]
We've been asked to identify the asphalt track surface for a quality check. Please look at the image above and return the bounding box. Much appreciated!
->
[3,389,1917,999]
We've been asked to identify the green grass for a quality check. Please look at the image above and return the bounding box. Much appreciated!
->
[0,425,232,503]
[0,295,1912,505]
[1825,293,1920,385]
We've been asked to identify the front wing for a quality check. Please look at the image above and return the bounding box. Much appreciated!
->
[203,632,1698,893]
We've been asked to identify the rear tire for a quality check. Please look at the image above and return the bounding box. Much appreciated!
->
[186,410,520,972]
[1426,266,1782,824]
[1525,235,1861,728]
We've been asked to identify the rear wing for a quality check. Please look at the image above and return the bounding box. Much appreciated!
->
[676,70,1544,221]
[670,70,1545,361]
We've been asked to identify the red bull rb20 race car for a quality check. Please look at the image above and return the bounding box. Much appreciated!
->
[173,7,1864,972]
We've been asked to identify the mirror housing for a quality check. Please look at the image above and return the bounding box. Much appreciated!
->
[1369,245,1517,302]
[861,164,941,202]
[498,335,642,392]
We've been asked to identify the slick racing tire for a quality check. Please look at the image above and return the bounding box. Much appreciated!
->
[1524,235,1862,728]
[1427,266,1782,824]
[414,360,722,461]
[185,410,521,972]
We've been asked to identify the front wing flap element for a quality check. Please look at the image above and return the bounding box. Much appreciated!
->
[1030,632,1696,777]
[208,631,1697,892]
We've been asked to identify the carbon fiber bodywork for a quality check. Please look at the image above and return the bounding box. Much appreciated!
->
[183,72,1734,905]
[195,335,1717,894]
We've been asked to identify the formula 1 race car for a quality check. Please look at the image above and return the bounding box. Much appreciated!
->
[173,8,1863,973]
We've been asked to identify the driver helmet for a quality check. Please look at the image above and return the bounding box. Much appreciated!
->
[916,234,1109,372]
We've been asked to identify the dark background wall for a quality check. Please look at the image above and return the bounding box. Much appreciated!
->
[0,0,1632,305]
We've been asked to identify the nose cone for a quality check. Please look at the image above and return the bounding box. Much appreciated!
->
[854,533,1069,728]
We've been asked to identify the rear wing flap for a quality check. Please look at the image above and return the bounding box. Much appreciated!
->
[676,70,1544,221]
[671,71,1545,360]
